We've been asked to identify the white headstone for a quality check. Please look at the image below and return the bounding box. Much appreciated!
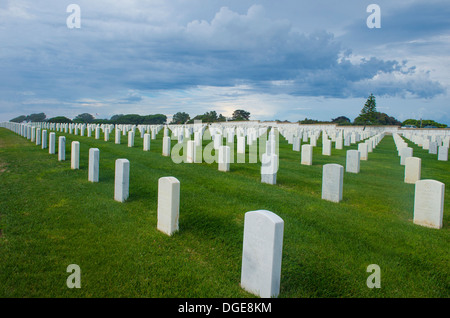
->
[58,136,66,161]
[366,140,373,153]
[41,130,47,149]
[177,131,184,144]
[413,179,445,229]
[302,133,308,143]
[186,140,195,163]
[240,210,284,298]
[71,141,80,170]
[88,148,100,182]
[128,131,135,147]
[344,136,351,147]
[322,163,344,203]
[428,141,437,154]
[162,136,171,157]
[322,139,331,156]
[400,147,413,165]
[114,159,130,202]
[115,128,121,144]
[49,132,56,154]
[358,143,368,160]
[346,150,360,174]
[438,146,448,161]
[194,131,202,147]
[214,134,222,150]
[104,128,110,142]
[36,128,41,146]
[218,145,231,172]
[143,133,151,151]
[293,137,301,152]
[404,157,421,184]
[31,127,36,142]
[157,177,180,236]
[335,137,343,150]
[237,136,246,154]
[301,144,313,165]
[261,154,278,185]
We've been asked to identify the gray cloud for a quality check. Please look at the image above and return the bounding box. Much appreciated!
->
[0,1,448,123]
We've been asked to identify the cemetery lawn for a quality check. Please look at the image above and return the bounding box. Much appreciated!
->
[0,128,448,298]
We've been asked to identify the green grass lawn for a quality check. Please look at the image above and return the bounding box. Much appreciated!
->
[0,127,448,297]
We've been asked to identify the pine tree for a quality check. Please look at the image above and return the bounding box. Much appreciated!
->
[360,93,377,125]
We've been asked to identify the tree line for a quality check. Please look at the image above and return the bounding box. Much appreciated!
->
[290,94,446,127]
[170,109,250,124]
[9,109,251,125]
[10,113,168,125]
[8,97,447,127]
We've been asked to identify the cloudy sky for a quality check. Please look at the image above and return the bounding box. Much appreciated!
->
[1,0,449,124]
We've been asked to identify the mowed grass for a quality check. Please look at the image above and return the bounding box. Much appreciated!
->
[0,127,448,298]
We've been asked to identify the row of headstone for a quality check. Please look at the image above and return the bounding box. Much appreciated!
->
[2,121,447,297]
[399,131,449,161]
[261,130,278,185]
[280,126,385,151]
[394,132,446,182]
[7,121,164,148]
[323,135,446,231]
[156,174,285,298]
[2,122,435,193]
[42,122,275,179]
[165,126,280,180]
[3,122,288,297]
[256,128,387,296]
[413,180,445,229]
[9,122,393,176]
[392,134,446,229]
[396,134,446,229]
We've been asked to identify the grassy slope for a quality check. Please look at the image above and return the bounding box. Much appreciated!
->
[0,127,448,297]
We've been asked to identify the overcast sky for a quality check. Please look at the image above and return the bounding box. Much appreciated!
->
[1,0,449,124]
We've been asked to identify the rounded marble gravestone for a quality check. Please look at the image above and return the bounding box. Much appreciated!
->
[404,157,421,184]
[88,148,100,182]
[58,136,66,161]
[346,150,360,174]
[322,163,344,203]
[240,210,284,298]
[358,143,368,160]
[218,145,231,172]
[143,133,151,151]
[157,177,180,236]
[114,159,130,203]
[49,132,56,154]
[438,146,448,161]
[413,179,445,229]
[71,141,80,170]
[261,153,278,185]
[301,144,313,166]
[162,136,171,157]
